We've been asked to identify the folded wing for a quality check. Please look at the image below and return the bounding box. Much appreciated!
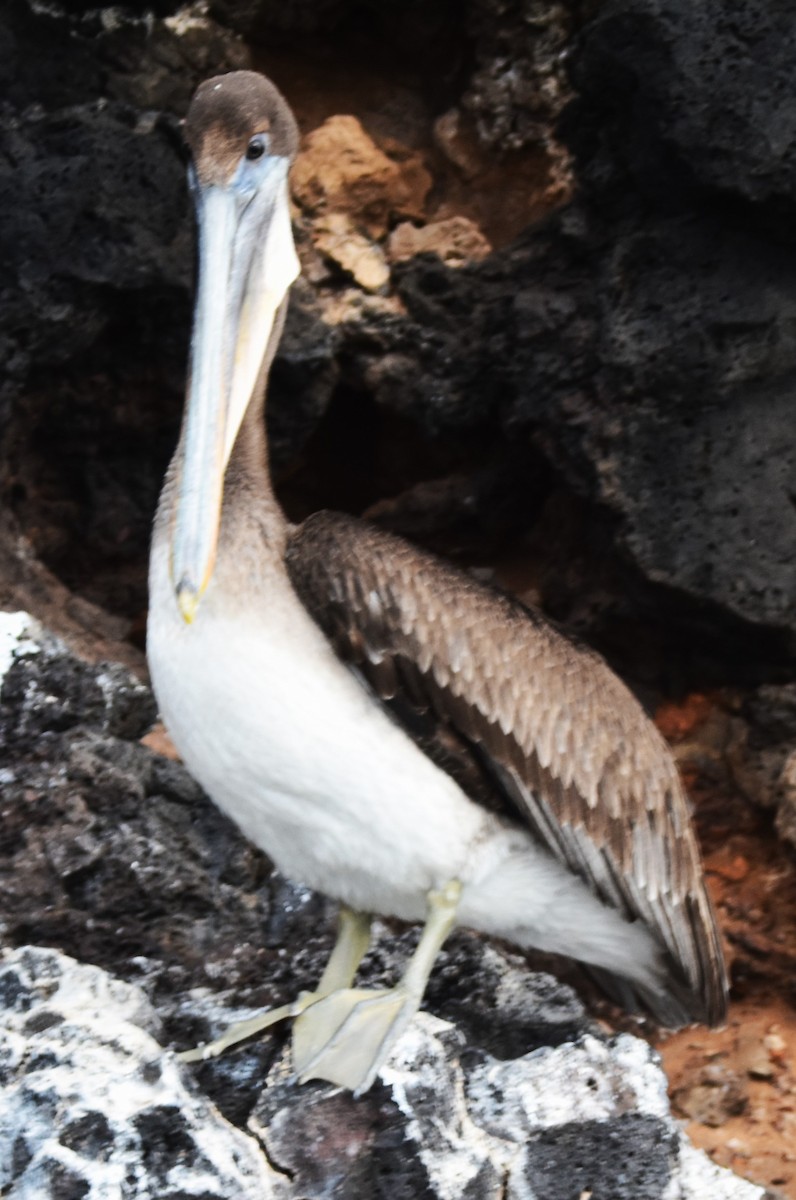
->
[286,511,727,1026]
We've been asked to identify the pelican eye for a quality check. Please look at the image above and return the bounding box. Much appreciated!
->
[246,135,267,161]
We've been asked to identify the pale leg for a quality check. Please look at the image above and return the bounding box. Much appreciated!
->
[292,880,461,1093]
[178,906,372,1063]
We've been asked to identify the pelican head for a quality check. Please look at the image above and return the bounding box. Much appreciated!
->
[172,71,300,623]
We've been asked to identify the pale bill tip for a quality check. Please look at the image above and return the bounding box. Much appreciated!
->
[176,580,200,625]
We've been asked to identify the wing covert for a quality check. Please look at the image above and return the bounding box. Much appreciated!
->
[285,510,726,1025]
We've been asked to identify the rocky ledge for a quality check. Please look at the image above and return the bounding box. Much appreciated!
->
[0,614,774,1198]
[0,944,765,1200]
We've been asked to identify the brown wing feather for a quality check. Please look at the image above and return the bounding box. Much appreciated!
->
[285,510,727,1025]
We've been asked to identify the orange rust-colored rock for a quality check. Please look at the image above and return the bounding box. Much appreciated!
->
[654,692,715,740]
[140,721,181,760]
[659,998,796,1196]
[387,216,492,268]
[313,212,390,291]
[704,846,751,883]
[433,108,484,179]
[291,115,432,238]
[671,1060,748,1127]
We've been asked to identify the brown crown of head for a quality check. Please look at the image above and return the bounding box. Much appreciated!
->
[184,71,299,187]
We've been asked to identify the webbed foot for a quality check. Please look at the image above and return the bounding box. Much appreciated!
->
[292,984,418,1093]
[177,905,372,1063]
[178,995,309,1062]
[293,880,461,1092]
[177,881,461,1092]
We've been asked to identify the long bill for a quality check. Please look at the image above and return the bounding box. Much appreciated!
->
[170,159,299,623]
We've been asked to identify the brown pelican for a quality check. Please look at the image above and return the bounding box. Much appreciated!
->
[147,70,727,1092]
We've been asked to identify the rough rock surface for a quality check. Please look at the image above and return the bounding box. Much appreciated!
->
[352,205,796,644]
[1,945,767,1200]
[0,511,142,672]
[337,0,796,647]
[728,685,796,852]
[566,0,796,217]
[291,115,431,239]
[313,214,391,292]
[0,614,772,1200]
[0,610,329,1020]
[462,0,574,153]
[0,947,283,1200]
[555,0,796,638]
[0,0,249,407]
[255,1012,765,1200]
[387,216,492,267]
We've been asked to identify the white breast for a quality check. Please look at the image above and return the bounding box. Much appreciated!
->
[147,535,662,991]
[147,539,499,921]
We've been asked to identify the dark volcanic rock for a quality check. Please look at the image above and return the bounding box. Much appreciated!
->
[268,280,340,471]
[566,0,796,220]
[463,0,573,151]
[320,0,796,654]
[347,203,796,651]
[729,683,796,851]
[339,0,796,649]
[551,0,796,636]
[0,99,189,404]
[521,1113,675,1199]
[0,508,142,671]
[0,0,251,408]
[209,0,464,60]
[573,215,796,632]
[0,2,201,614]
[209,0,354,36]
